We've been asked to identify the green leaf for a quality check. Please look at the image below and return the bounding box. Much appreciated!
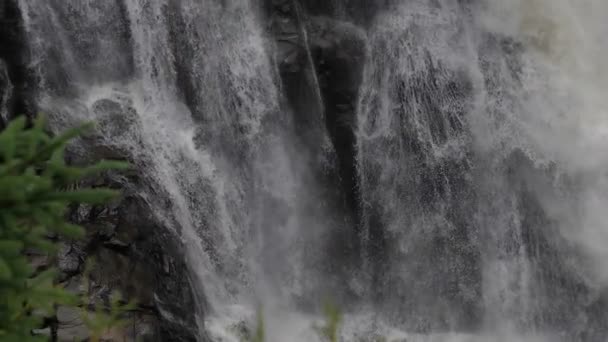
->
[254,309,265,342]
[54,223,85,239]
[87,160,130,173]
[0,240,24,257]
[28,268,58,288]
[0,257,13,280]
[0,117,26,161]
[40,188,120,204]
[24,114,47,159]
[0,116,129,340]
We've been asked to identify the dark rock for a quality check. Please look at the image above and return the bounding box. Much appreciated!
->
[0,59,12,127]
[0,0,33,120]
[264,2,371,304]
[307,17,367,214]
[78,97,143,161]
[296,0,387,27]
[57,243,85,278]
[103,238,131,254]
[51,165,201,341]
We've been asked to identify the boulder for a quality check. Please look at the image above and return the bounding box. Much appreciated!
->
[78,97,144,161]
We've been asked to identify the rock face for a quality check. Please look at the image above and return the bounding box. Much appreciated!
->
[55,107,202,341]
[0,0,31,126]
[266,0,372,302]
[59,180,200,342]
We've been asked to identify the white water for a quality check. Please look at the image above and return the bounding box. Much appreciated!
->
[14,0,608,341]
[482,0,608,286]
[355,0,608,339]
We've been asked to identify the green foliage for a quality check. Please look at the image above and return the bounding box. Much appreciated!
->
[250,308,265,342]
[80,260,136,342]
[233,308,265,342]
[0,116,129,341]
[239,302,342,342]
[82,291,135,342]
[253,309,265,342]
[316,302,342,342]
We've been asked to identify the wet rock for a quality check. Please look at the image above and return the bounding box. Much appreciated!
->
[0,59,12,127]
[56,306,90,341]
[47,163,201,341]
[57,243,85,279]
[308,17,367,211]
[0,0,33,119]
[54,302,159,342]
[79,97,143,161]
[265,2,371,302]
[295,0,385,27]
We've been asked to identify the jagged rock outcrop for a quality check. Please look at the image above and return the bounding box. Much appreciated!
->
[269,7,366,198]
[0,0,31,126]
[54,98,201,341]
[57,179,200,342]
[30,169,198,342]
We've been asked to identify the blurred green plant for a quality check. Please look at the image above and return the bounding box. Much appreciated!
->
[316,302,342,342]
[0,115,130,341]
[251,308,265,342]
[233,307,265,342]
[237,301,343,342]
[80,259,136,342]
[82,293,134,342]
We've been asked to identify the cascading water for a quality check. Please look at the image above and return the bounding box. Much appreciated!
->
[356,0,608,340]
[10,0,608,341]
[357,0,481,331]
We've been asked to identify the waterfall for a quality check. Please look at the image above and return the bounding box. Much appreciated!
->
[357,0,482,330]
[17,0,343,337]
[356,0,608,339]
[12,0,608,341]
